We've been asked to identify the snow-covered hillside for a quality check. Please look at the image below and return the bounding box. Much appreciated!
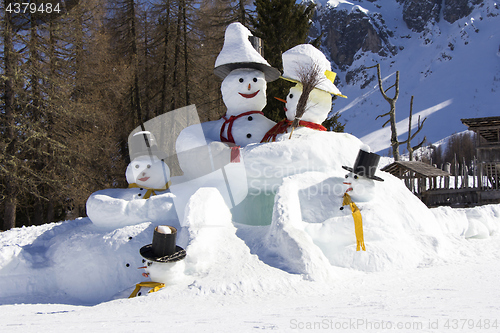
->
[309,0,500,153]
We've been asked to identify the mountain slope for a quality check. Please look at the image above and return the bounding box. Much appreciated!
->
[308,0,500,153]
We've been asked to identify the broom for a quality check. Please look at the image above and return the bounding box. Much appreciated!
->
[289,63,321,139]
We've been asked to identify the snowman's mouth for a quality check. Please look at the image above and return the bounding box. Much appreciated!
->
[138,266,149,278]
[239,90,260,98]
[343,182,353,192]
[139,176,150,182]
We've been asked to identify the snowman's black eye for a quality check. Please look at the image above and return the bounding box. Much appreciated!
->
[147,261,152,266]
[135,164,140,169]
[253,78,257,82]
[126,263,130,267]
[345,174,349,179]
[239,78,244,83]
[147,164,151,169]
[354,175,358,179]
[142,259,146,263]
[246,133,252,138]
[289,94,293,99]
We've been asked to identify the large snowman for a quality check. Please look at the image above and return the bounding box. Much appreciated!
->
[177,22,279,154]
[211,21,280,145]
[173,22,280,216]
[262,44,346,142]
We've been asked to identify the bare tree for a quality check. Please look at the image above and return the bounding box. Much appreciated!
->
[404,96,426,161]
[369,64,425,161]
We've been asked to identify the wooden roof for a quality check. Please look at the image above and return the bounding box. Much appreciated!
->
[381,161,450,178]
[461,117,500,143]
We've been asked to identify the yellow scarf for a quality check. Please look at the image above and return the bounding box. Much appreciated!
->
[128,181,171,199]
[129,282,165,298]
[342,192,366,251]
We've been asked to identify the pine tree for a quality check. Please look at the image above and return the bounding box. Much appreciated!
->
[250,0,316,122]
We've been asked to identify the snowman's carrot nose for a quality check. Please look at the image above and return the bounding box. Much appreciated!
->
[138,266,147,269]
[274,97,286,103]
[248,83,251,90]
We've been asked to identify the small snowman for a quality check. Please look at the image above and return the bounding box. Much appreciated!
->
[86,131,176,229]
[129,225,186,298]
[263,44,346,142]
[340,149,384,251]
[126,131,171,199]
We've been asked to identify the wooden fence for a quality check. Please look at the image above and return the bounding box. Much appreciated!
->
[417,158,500,207]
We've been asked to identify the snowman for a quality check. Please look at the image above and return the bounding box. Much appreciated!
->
[126,131,171,199]
[177,22,279,154]
[173,22,279,216]
[340,149,384,251]
[211,22,280,145]
[86,131,177,229]
[129,225,186,298]
[262,44,346,142]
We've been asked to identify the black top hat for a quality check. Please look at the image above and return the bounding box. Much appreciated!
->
[342,149,384,182]
[140,226,186,263]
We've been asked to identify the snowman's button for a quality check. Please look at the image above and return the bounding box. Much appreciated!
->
[246,133,252,138]
[248,116,253,121]
[140,188,144,190]
[138,292,142,296]
[138,194,142,197]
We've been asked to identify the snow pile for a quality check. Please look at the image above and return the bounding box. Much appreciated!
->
[0,219,152,304]
[2,130,500,307]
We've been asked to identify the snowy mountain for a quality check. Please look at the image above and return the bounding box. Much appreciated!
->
[308,0,500,154]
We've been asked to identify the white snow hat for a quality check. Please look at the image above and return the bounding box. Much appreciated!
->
[214,22,280,82]
[129,131,165,160]
[281,44,346,98]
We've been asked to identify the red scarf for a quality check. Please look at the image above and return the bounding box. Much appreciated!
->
[261,119,327,143]
[220,111,264,144]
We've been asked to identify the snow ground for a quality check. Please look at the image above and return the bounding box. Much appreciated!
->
[1,232,499,333]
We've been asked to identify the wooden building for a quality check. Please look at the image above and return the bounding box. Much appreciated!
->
[381,161,453,206]
[381,117,500,207]
[383,116,500,207]
[461,116,500,192]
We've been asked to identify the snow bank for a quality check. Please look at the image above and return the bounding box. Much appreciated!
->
[0,219,152,304]
[2,130,500,306]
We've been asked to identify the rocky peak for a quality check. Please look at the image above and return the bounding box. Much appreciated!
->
[400,0,442,32]
[399,0,484,31]
[443,0,482,23]
[313,4,396,70]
